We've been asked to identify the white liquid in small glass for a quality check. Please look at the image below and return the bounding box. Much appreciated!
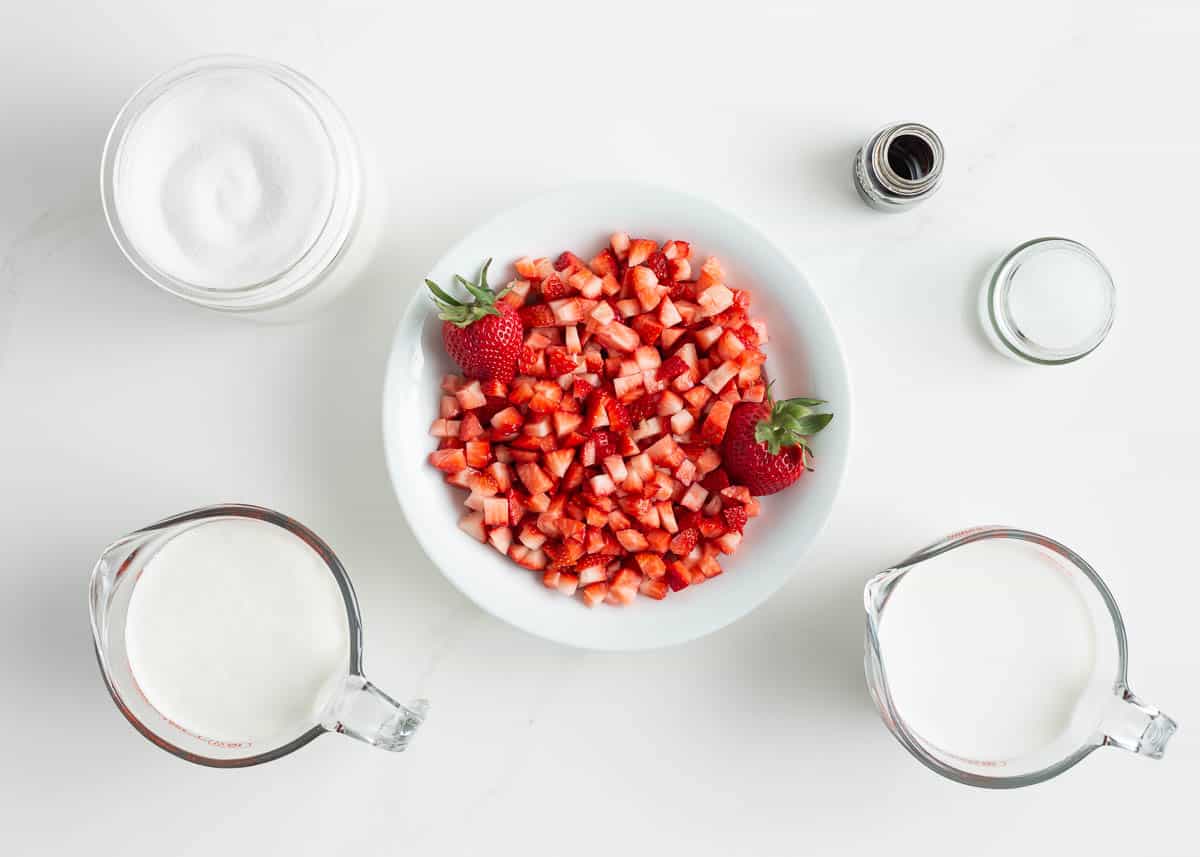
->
[124,518,349,744]
[878,538,1101,761]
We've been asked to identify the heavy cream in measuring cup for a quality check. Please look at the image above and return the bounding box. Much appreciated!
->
[113,68,337,290]
[124,518,349,744]
[878,538,1101,761]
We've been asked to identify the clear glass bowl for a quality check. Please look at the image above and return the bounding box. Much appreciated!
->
[100,55,370,315]
[979,237,1116,365]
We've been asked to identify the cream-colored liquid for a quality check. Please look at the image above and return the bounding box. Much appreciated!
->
[125,518,349,745]
[879,539,1099,761]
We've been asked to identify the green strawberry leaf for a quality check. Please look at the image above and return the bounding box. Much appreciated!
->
[425,258,504,327]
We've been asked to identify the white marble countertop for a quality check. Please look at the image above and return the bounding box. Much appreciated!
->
[2,1,1196,853]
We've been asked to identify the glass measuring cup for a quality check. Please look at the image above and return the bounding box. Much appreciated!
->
[89,504,427,767]
[864,527,1175,788]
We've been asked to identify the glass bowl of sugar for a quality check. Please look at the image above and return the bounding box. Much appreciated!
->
[979,237,1116,365]
[101,55,375,317]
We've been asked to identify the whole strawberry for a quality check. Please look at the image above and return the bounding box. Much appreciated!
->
[426,259,522,385]
[722,395,833,496]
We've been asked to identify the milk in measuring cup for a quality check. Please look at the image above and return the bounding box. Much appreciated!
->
[124,518,349,744]
[877,538,1101,761]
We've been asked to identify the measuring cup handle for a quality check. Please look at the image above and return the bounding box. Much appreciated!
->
[1101,688,1177,759]
[322,675,428,752]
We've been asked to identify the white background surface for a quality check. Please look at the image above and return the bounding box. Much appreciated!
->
[1,1,1196,853]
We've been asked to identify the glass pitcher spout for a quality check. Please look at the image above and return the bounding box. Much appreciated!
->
[1102,688,1177,759]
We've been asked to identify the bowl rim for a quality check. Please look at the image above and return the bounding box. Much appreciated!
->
[382,179,852,650]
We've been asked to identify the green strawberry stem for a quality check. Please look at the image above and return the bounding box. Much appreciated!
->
[753,387,833,468]
[425,258,511,328]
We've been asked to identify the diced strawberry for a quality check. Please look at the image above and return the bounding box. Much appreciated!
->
[517,303,555,328]
[668,258,692,282]
[456,412,483,442]
[506,490,527,526]
[716,330,747,362]
[630,314,665,346]
[616,529,649,552]
[518,522,547,550]
[487,461,512,492]
[516,462,554,495]
[552,410,583,438]
[717,499,748,533]
[634,552,667,578]
[455,380,486,410]
[694,324,724,352]
[632,266,664,312]
[605,398,632,432]
[701,468,731,493]
[498,279,531,309]
[720,485,754,505]
[644,251,670,282]
[701,361,740,393]
[429,418,460,438]
[615,298,641,318]
[554,251,587,273]
[430,448,467,473]
[581,581,609,607]
[539,273,569,301]
[555,572,580,596]
[545,346,577,377]
[564,325,582,355]
[511,546,548,571]
[488,526,513,554]
[514,256,546,279]
[645,435,685,468]
[516,345,546,377]
[644,528,671,553]
[639,578,669,599]
[658,297,683,328]
[483,497,510,527]
[490,406,524,439]
[458,511,486,542]
[662,240,691,260]
[742,381,766,403]
[669,527,699,556]
[696,256,726,290]
[441,374,464,394]
[465,440,491,469]
[621,393,656,426]
[544,448,576,479]
[627,238,657,267]
[439,395,462,419]
[573,269,606,300]
[697,284,735,318]
[589,247,619,278]
[679,483,709,512]
[593,321,640,353]
[666,561,694,591]
[589,473,617,496]
[610,232,631,260]
[607,568,642,605]
[700,400,733,444]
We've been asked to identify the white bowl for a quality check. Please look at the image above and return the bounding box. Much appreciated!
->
[383,182,851,650]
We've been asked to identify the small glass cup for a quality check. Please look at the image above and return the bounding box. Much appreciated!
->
[864,526,1175,788]
[100,55,378,319]
[89,504,427,767]
[979,237,1116,365]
